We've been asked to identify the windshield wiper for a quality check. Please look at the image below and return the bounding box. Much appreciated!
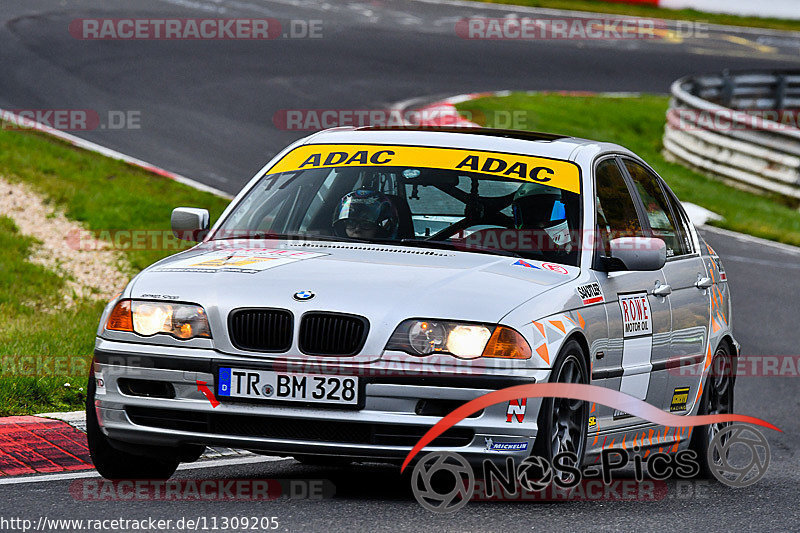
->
[399,239,520,258]
[209,232,373,244]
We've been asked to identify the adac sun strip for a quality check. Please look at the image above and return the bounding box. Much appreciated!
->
[266,144,581,194]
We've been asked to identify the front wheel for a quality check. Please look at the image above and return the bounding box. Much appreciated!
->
[532,339,589,480]
[86,374,180,480]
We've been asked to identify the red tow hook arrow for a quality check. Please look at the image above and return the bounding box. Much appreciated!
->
[197,380,220,408]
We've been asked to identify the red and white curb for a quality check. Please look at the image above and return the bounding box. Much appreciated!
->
[0,108,233,200]
[0,415,93,476]
[404,90,643,128]
[0,411,271,481]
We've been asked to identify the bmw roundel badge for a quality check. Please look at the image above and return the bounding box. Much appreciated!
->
[293,290,315,301]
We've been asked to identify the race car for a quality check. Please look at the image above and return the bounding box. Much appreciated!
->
[86,126,736,479]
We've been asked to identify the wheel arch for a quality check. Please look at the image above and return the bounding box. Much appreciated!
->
[561,330,591,380]
[718,334,738,357]
[717,334,739,385]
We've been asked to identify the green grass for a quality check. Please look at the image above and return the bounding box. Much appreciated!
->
[456,93,800,246]
[0,129,231,272]
[472,0,800,32]
[0,127,231,415]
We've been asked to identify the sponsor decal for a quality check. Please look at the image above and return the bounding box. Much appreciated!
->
[588,415,597,430]
[541,263,569,275]
[670,386,691,412]
[512,259,541,269]
[506,399,527,423]
[618,292,652,338]
[155,248,327,274]
[576,282,604,305]
[485,437,528,452]
[266,144,582,194]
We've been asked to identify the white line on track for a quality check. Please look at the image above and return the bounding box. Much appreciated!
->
[719,255,800,269]
[0,456,290,486]
[699,225,800,256]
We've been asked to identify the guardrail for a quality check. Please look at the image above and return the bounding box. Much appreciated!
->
[662,71,800,203]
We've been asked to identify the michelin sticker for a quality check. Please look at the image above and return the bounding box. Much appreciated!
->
[155,248,327,274]
[484,437,528,452]
[618,292,652,338]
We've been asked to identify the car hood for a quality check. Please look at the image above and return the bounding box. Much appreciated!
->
[130,240,578,355]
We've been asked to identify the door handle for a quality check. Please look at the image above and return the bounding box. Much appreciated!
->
[695,276,713,289]
[653,282,672,296]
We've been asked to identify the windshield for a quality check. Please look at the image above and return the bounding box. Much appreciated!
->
[214,145,583,266]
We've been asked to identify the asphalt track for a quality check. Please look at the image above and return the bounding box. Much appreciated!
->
[1,0,799,530]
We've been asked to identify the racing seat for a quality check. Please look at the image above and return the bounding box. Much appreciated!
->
[385,194,415,239]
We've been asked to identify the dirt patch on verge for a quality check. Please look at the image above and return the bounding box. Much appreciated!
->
[0,176,129,306]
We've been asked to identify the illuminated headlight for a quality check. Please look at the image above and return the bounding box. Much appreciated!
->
[106,299,211,340]
[385,319,530,360]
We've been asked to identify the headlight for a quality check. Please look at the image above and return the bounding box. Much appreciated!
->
[386,319,530,360]
[106,299,211,339]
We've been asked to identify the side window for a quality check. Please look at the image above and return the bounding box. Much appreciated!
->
[623,160,689,258]
[664,187,695,255]
[594,158,644,256]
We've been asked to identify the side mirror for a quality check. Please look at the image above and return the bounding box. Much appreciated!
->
[605,237,666,271]
[171,207,210,242]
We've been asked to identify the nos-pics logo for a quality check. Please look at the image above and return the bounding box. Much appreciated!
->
[410,423,770,513]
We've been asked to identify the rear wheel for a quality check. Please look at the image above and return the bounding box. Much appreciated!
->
[86,374,180,480]
[691,342,734,478]
[533,339,589,482]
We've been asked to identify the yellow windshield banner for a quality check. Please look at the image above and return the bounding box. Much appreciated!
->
[267,144,581,194]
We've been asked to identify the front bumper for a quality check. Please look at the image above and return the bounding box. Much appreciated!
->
[93,338,552,464]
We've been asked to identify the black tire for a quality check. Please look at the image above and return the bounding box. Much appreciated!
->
[532,339,589,480]
[86,374,180,480]
[690,341,735,479]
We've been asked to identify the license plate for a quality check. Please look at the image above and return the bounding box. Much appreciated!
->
[217,368,359,405]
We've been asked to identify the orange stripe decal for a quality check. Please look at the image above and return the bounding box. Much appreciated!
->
[536,343,550,365]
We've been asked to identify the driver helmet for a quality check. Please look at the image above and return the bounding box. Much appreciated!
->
[332,189,399,239]
[512,183,571,249]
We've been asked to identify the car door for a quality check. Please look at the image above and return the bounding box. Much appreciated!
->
[622,158,710,415]
[591,157,672,431]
